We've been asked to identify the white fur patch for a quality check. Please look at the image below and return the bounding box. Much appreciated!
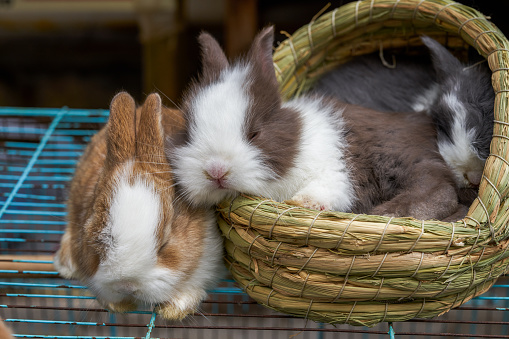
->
[171,209,224,311]
[412,83,440,112]
[53,232,76,279]
[90,161,181,304]
[438,91,484,186]
[280,97,356,211]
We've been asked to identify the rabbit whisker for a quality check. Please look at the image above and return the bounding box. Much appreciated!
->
[135,141,165,150]
[135,161,168,165]
[139,170,173,175]
[153,85,184,112]
[156,182,179,193]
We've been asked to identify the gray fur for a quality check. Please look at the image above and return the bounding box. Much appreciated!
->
[341,104,458,219]
[422,36,494,162]
[314,53,437,113]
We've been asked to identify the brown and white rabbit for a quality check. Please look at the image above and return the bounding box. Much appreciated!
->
[53,92,224,320]
[170,26,459,220]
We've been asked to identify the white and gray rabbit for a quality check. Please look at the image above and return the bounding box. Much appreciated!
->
[170,27,459,220]
[314,36,494,199]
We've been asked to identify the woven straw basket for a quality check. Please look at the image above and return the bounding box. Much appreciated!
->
[216,0,509,327]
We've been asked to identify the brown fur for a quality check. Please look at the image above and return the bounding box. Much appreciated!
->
[342,104,459,219]
[197,32,229,86]
[55,92,213,319]
[245,27,301,178]
[0,318,13,339]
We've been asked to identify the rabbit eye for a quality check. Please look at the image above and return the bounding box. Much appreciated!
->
[248,131,259,141]
[158,241,169,253]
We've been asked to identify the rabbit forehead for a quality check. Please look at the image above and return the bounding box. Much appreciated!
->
[189,65,251,143]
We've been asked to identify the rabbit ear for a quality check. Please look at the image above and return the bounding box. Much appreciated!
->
[421,36,463,83]
[248,26,278,89]
[136,93,165,159]
[198,32,229,83]
[107,92,136,164]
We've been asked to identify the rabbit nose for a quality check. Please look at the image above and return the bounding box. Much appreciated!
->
[205,162,230,188]
[465,171,482,187]
[205,162,230,179]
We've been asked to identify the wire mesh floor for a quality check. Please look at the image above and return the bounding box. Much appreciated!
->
[0,106,508,338]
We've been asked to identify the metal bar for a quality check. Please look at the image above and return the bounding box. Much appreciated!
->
[0,249,57,253]
[0,239,60,243]
[0,107,68,220]
[1,304,508,324]
[0,175,71,182]
[0,202,65,208]
[1,194,56,201]
[0,107,109,116]
[0,221,66,225]
[0,305,153,315]
[0,259,54,264]
[0,127,97,136]
[207,287,244,294]
[18,160,77,165]
[1,210,66,216]
[410,319,509,325]
[0,230,64,234]
[387,322,395,338]
[0,282,85,289]
[1,293,91,299]
[13,336,138,339]
[0,167,75,174]
[6,319,392,334]
[0,182,71,188]
[0,176,71,182]
[3,142,86,150]
[385,332,509,338]
[5,150,81,157]
[5,319,109,326]
[0,271,59,275]
[144,312,157,339]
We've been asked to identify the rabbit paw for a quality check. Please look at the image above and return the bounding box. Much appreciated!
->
[53,232,78,279]
[156,289,206,320]
[286,194,331,211]
[103,299,138,313]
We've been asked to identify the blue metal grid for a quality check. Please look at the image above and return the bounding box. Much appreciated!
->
[0,106,508,338]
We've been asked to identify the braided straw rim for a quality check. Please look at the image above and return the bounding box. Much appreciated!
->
[217,0,509,327]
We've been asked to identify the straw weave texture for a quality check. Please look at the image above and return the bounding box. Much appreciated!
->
[217,0,509,327]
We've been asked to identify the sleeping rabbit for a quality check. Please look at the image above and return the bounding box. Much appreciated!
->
[314,36,494,200]
[170,26,459,220]
[54,92,224,320]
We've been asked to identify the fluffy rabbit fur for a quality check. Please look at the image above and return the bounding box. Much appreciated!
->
[314,52,438,113]
[422,36,494,191]
[314,37,494,196]
[170,27,458,219]
[53,92,224,320]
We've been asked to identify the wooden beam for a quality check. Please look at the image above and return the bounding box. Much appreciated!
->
[225,0,258,58]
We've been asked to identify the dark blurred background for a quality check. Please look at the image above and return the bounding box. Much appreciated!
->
[0,0,506,110]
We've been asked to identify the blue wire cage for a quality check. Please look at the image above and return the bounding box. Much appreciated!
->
[1,106,508,338]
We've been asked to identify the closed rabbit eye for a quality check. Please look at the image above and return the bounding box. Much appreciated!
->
[158,241,169,254]
[248,131,260,141]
